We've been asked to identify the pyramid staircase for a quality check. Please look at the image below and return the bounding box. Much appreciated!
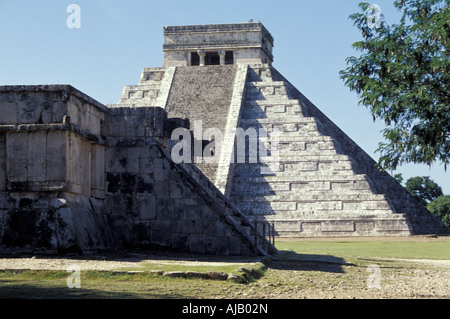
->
[228,64,412,237]
[174,156,278,256]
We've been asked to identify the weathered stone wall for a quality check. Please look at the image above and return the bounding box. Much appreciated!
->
[0,86,275,255]
[0,86,114,253]
[103,106,270,255]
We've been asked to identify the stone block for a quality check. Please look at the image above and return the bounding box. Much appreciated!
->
[202,219,225,236]
[291,181,331,191]
[105,147,128,173]
[215,236,230,255]
[228,236,243,255]
[182,219,202,233]
[171,219,183,233]
[139,157,154,174]
[321,221,355,232]
[126,147,140,173]
[89,113,101,137]
[302,201,344,211]
[169,180,183,199]
[51,101,67,123]
[6,132,28,182]
[0,92,15,103]
[185,271,210,280]
[46,131,68,181]
[17,93,43,124]
[300,222,321,234]
[151,228,171,247]
[343,200,391,211]
[318,160,353,171]
[201,206,219,221]
[91,145,105,191]
[188,234,206,254]
[0,102,18,124]
[0,136,6,191]
[285,161,318,172]
[207,271,228,281]
[171,232,189,251]
[163,271,185,278]
[270,202,296,211]
[153,167,165,182]
[133,220,150,244]
[79,141,92,196]
[104,194,127,217]
[67,101,80,127]
[375,219,409,231]
[273,221,299,232]
[138,195,156,220]
[137,174,154,194]
[27,131,47,182]
[354,220,376,235]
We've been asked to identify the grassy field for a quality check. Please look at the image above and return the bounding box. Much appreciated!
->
[0,237,448,299]
[276,237,450,260]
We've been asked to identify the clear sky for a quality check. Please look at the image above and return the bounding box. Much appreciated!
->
[0,0,448,194]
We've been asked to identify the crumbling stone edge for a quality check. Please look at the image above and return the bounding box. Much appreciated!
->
[110,263,266,284]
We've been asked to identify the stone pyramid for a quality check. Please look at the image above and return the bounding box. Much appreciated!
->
[116,23,448,237]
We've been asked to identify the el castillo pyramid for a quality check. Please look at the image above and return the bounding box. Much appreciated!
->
[0,22,447,255]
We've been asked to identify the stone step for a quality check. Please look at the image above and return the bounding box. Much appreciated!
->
[245,82,289,99]
[235,139,338,157]
[245,99,301,107]
[240,117,316,125]
[231,182,375,194]
[230,193,389,202]
[240,104,303,119]
[233,158,356,174]
[232,200,394,215]
[239,122,322,136]
[235,149,339,161]
[257,154,352,162]
[234,165,356,177]
[126,82,162,89]
[245,96,292,104]
[259,135,333,142]
[116,101,159,107]
[247,81,287,87]
[262,212,407,222]
[241,209,397,218]
[232,174,370,183]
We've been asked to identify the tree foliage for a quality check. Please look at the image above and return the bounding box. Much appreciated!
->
[427,195,450,228]
[405,176,444,204]
[340,1,450,171]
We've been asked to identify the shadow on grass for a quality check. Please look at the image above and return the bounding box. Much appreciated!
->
[0,283,186,299]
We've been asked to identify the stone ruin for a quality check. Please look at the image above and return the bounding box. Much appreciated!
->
[0,23,447,255]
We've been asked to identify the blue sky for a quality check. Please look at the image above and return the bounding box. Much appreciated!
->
[0,0,448,194]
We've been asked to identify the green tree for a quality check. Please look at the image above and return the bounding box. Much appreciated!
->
[427,195,450,228]
[394,173,404,184]
[405,176,444,205]
[340,1,450,171]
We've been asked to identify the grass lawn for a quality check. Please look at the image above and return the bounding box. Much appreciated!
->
[276,237,450,260]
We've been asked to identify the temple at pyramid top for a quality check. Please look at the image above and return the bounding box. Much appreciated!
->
[162,22,274,67]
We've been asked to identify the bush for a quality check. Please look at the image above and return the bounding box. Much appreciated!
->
[427,195,450,229]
